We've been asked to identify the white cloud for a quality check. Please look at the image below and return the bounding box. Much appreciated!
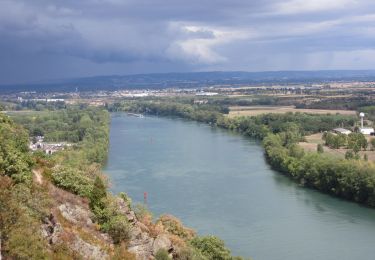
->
[274,0,358,14]
[167,24,251,64]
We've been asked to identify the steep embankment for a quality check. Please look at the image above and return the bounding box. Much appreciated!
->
[1,109,243,260]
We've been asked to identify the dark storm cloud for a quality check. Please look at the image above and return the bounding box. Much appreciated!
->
[1,0,375,83]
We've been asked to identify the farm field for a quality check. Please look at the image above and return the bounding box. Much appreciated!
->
[228,106,357,117]
[299,133,375,161]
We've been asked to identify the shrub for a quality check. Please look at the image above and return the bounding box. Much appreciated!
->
[177,247,208,260]
[155,249,170,260]
[112,243,136,260]
[119,192,132,208]
[158,215,195,240]
[190,236,232,260]
[89,175,107,209]
[101,215,130,244]
[317,144,324,153]
[51,166,93,197]
[134,203,153,222]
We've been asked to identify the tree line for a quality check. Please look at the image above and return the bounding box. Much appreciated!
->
[117,99,375,207]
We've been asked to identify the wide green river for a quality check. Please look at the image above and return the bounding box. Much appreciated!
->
[104,114,375,259]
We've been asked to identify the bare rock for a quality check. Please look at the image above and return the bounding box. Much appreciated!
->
[58,202,93,226]
[128,225,155,260]
[136,221,150,233]
[115,197,131,215]
[70,234,109,260]
[152,234,173,255]
[41,213,63,245]
[127,211,137,223]
[128,237,154,260]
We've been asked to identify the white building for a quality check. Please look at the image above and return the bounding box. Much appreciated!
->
[333,128,352,135]
[359,127,374,135]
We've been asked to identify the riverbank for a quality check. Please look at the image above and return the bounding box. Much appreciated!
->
[114,100,375,208]
[104,113,375,260]
[3,108,245,260]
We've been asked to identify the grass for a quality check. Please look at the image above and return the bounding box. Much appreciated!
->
[228,106,357,117]
[300,132,375,161]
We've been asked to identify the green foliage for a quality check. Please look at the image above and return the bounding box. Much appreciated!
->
[370,138,375,151]
[0,176,50,259]
[134,203,153,220]
[0,113,33,183]
[101,214,130,244]
[177,247,208,260]
[324,133,347,149]
[190,236,236,260]
[91,196,131,244]
[317,144,324,153]
[12,108,110,164]
[89,175,107,209]
[155,249,170,260]
[345,150,354,160]
[263,131,375,207]
[119,191,132,208]
[51,166,93,197]
[347,132,367,152]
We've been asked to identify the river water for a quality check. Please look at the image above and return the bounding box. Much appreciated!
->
[104,114,375,260]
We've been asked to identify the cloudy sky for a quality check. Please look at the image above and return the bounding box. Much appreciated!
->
[1,0,375,84]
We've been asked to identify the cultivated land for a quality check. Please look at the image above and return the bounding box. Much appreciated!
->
[228,106,357,117]
[299,133,375,161]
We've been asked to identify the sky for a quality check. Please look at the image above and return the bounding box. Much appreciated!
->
[1,0,375,84]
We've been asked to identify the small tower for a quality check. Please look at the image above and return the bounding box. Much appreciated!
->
[360,112,365,128]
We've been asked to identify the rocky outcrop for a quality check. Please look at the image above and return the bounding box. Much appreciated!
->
[127,218,155,259]
[41,213,63,245]
[70,234,108,260]
[58,202,93,227]
[115,198,177,260]
[153,234,173,255]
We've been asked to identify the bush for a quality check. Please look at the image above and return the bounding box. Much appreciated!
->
[112,243,136,260]
[317,144,324,153]
[155,249,170,260]
[51,166,93,197]
[89,176,107,209]
[101,215,130,244]
[119,192,132,208]
[177,247,208,260]
[190,236,232,260]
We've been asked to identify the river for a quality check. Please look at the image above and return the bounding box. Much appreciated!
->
[104,114,375,260]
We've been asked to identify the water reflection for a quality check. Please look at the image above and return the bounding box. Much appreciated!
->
[104,114,375,260]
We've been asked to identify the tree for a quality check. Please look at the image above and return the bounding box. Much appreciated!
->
[348,133,367,151]
[190,236,232,260]
[317,144,324,153]
[89,176,107,209]
[371,139,375,151]
[345,150,354,160]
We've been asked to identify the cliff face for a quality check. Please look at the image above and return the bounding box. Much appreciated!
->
[38,176,192,260]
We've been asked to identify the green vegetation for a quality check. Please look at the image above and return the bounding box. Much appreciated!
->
[317,144,324,153]
[323,132,368,152]
[7,108,132,249]
[263,132,375,206]
[119,99,375,207]
[190,236,232,260]
[0,113,50,259]
[155,249,170,260]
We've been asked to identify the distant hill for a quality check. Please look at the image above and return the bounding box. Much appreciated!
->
[2,70,375,93]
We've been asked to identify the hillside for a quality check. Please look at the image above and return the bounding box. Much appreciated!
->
[2,70,375,93]
[0,109,244,260]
